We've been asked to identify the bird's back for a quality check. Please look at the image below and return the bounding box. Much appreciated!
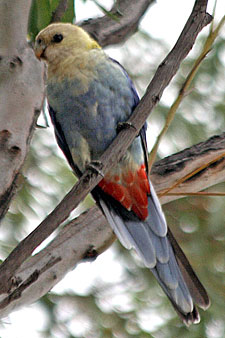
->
[35,23,210,325]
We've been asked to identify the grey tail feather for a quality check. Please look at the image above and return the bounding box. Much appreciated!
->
[93,186,209,325]
[167,228,210,310]
[168,298,200,326]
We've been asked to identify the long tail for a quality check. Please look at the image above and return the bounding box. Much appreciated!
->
[93,182,210,325]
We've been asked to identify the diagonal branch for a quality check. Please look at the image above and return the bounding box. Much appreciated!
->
[0,0,212,294]
[0,0,152,223]
[148,13,225,170]
[0,132,224,318]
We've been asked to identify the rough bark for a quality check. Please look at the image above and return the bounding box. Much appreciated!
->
[0,0,45,220]
[0,132,224,318]
[153,133,225,204]
[0,0,213,297]
[0,0,223,320]
[0,0,155,222]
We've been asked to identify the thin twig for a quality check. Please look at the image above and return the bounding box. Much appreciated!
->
[0,0,212,294]
[80,0,154,46]
[148,12,225,170]
[159,151,225,197]
[167,192,225,197]
[0,132,224,316]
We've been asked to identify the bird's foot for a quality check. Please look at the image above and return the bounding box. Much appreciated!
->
[85,160,104,177]
[116,121,137,133]
[82,245,98,262]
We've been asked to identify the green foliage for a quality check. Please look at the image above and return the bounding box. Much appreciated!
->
[1,2,225,337]
[28,0,75,40]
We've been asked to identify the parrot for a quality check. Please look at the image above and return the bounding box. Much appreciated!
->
[34,23,210,325]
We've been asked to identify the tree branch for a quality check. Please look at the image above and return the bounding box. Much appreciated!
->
[0,0,45,220]
[51,0,69,22]
[153,133,225,204]
[0,0,212,295]
[0,132,224,318]
[80,0,155,46]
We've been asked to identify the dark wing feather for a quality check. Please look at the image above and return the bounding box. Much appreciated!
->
[167,228,210,309]
[49,105,82,178]
[48,57,209,325]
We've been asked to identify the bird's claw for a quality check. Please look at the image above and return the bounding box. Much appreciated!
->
[82,245,98,262]
[116,121,137,133]
[86,160,104,177]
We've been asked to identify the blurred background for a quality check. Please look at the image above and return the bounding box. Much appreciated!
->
[0,0,224,337]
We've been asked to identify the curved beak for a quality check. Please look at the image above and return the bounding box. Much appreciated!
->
[34,42,46,60]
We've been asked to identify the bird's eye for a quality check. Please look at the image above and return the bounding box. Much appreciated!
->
[37,38,42,44]
[52,34,63,43]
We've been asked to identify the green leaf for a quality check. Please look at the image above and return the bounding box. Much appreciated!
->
[28,0,52,40]
[49,0,60,13]
[28,0,75,41]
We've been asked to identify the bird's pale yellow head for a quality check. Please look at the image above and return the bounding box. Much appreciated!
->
[34,23,101,81]
[34,23,100,63]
